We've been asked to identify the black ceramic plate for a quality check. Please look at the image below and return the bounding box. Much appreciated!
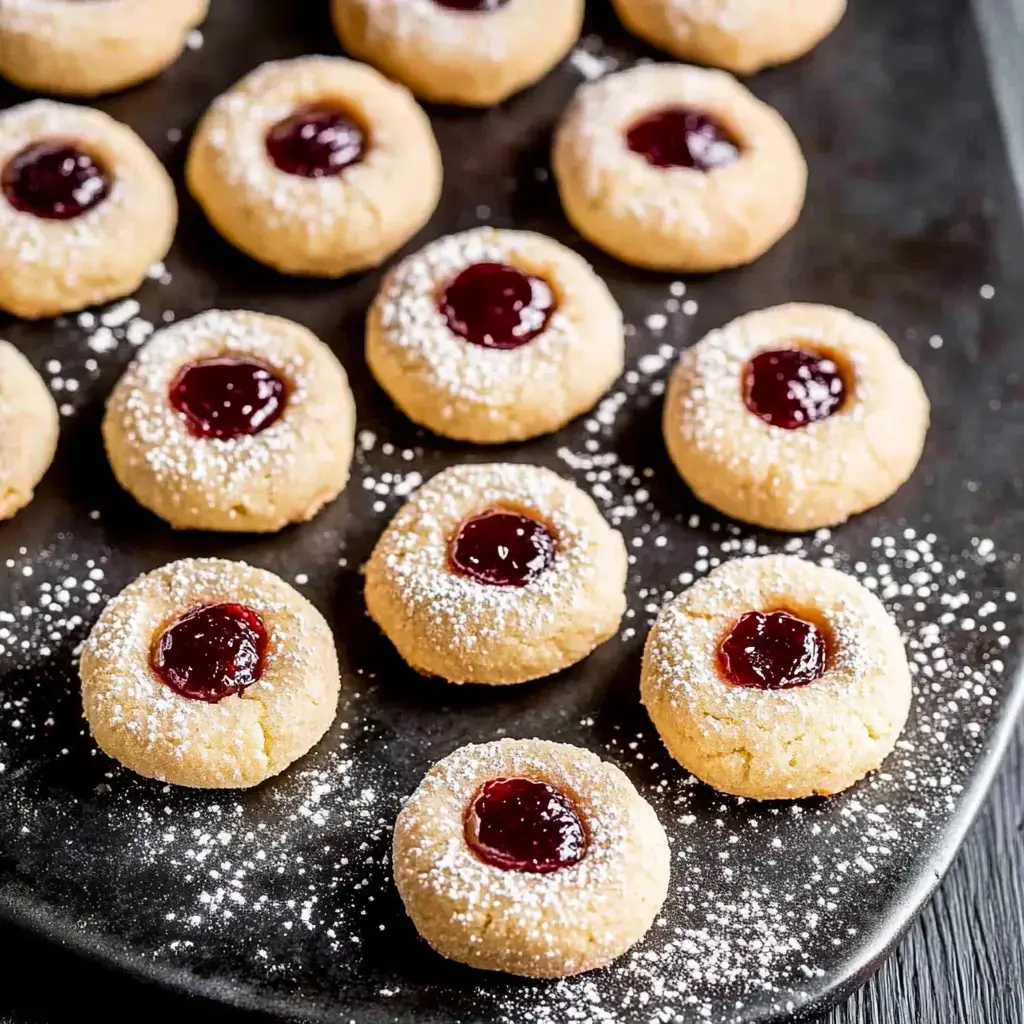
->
[1,1,1023,1022]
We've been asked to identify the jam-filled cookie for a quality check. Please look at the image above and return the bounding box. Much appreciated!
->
[662,303,929,531]
[365,463,627,684]
[80,558,340,789]
[641,555,912,800]
[0,101,176,319]
[393,738,670,976]
[367,227,624,443]
[0,0,208,97]
[103,310,356,532]
[331,0,583,107]
[552,63,805,272]
[0,340,59,520]
[187,57,442,278]
[611,0,846,74]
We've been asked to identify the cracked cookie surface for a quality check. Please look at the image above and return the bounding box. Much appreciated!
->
[641,554,913,800]
[662,303,929,531]
[186,56,442,277]
[392,738,670,976]
[80,557,340,789]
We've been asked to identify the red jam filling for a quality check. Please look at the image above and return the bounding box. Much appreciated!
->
[449,509,555,587]
[464,777,587,873]
[743,349,846,429]
[151,603,269,703]
[265,104,365,178]
[433,0,510,10]
[626,107,741,171]
[169,357,286,440]
[439,262,555,350]
[718,610,827,690]
[1,141,110,220]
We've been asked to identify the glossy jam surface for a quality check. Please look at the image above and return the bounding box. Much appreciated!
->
[626,107,741,171]
[433,0,510,10]
[449,509,555,587]
[464,777,587,873]
[718,610,827,690]
[265,104,366,178]
[1,141,110,220]
[440,262,555,350]
[151,603,269,703]
[169,357,287,440]
[743,348,846,430]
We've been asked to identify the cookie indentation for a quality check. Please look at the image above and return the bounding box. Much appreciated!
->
[2,141,110,220]
[450,508,555,587]
[265,103,366,178]
[743,348,845,429]
[626,107,740,170]
[718,609,827,690]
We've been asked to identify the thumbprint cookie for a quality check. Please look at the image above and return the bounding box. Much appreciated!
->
[393,738,670,976]
[552,63,805,272]
[641,554,913,800]
[0,0,209,97]
[0,341,59,520]
[367,227,624,443]
[103,310,356,532]
[187,57,442,277]
[364,463,627,684]
[80,557,341,789]
[662,303,929,531]
[0,101,176,319]
[331,0,583,107]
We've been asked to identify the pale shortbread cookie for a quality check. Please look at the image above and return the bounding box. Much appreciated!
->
[367,227,624,443]
[186,57,442,277]
[80,558,340,789]
[365,463,627,685]
[0,0,208,97]
[552,63,806,272]
[0,101,176,319]
[103,310,356,532]
[662,303,929,531]
[393,738,670,977]
[0,340,59,520]
[611,0,846,74]
[641,555,912,800]
[331,0,582,107]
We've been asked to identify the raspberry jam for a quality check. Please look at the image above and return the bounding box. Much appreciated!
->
[433,0,510,9]
[439,262,555,350]
[169,357,287,440]
[743,349,846,429]
[464,777,587,873]
[151,603,269,703]
[718,610,827,690]
[626,107,741,171]
[1,141,110,220]
[265,104,365,178]
[449,509,555,587]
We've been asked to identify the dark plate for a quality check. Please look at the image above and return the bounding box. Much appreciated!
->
[1,1,1023,1022]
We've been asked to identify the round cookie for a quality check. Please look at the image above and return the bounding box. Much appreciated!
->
[0,100,176,319]
[662,303,929,531]
[552,62,806,272]
[365,463,627,685]
[186,57,442,278]
[367,227,624,444]
[0,0,209,97]
[393,738,670,977]
[641,554,912,800]
[611,0,846,74]
[331,0,583,107]
[0,340,59,520]
[102,309,356,532]
[80,557,340,789]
